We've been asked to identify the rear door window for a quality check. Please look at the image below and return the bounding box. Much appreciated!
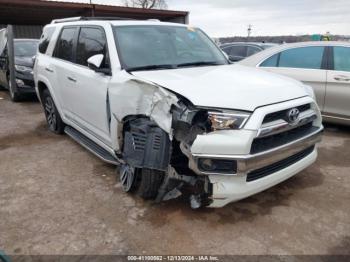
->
[54,27,77,62]
[76,27,109,67]
[333,46,350,72]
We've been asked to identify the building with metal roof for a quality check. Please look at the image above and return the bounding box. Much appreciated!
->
[0,0,189,38]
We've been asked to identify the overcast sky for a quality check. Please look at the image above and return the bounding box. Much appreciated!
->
[52,0,350,37]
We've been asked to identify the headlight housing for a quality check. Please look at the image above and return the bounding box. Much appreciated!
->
[15,65,33,74]
[15,78,25,86]
[208,110,250,130]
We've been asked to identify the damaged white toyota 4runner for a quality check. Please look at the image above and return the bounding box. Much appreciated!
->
[34,18,323,208]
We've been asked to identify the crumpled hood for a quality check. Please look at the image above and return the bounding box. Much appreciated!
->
[132,64,308,111]
[15,56,34,68]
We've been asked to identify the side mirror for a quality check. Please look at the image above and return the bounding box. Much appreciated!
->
[87,54,104,69]
[87,54,111,76]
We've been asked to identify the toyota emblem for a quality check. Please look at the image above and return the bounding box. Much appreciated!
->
[287,108,300,124]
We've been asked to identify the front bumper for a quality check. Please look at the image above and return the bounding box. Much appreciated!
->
[188,125,323,207]
[190,126,322,176]
[208,148,318,207]
[14,71,35,93]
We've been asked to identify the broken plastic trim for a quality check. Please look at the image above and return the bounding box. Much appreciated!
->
[171,101,211,145]
[155,166,213,208]
[111,73,215,207]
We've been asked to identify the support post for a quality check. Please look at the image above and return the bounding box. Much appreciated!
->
[7,25,16,93]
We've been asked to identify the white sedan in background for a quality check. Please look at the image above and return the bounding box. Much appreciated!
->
[240,41,350,125]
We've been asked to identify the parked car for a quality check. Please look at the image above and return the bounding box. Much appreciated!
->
[240,41,350,125]
[34,18,323,208]
[0,36,39,101]
[220,42,277,62]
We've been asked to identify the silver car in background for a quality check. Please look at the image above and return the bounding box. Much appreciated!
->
[240,41,350,125]
[220,42,277,62]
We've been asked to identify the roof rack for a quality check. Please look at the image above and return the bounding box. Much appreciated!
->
[82,16,136,21]
[51,16,135,24]
[51,17,82,24]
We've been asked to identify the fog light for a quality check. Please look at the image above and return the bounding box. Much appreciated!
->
[199,159,215,171]
[198,158,237,174]
[15,79,25,86]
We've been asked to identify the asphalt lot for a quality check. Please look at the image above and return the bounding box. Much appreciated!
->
[0,89,349,255]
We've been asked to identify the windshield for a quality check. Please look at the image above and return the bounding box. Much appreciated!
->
[113,25,228,71]
[14,41,38,57]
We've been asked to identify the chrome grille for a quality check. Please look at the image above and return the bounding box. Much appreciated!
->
[262,104,311,124]
[251,123,316,154]
[251,103,318,154]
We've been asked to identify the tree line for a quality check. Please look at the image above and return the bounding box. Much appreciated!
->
[219,35,350,44]
[123,0,167,9]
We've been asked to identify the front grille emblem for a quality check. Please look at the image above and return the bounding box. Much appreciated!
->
[287,108,300,124]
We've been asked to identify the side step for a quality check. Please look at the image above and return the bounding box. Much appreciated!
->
[64,126,120,165]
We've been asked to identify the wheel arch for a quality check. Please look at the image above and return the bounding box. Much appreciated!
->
[37,80,48,102]
[36,78,65,123]
[111,114,150,154]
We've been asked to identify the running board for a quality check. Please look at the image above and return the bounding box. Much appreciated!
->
[64,126,120,165]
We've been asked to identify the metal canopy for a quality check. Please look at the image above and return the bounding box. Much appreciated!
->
[0,0,189,25]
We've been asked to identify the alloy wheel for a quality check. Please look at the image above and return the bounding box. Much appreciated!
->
[120,164,136,192]
[44,96,57,131]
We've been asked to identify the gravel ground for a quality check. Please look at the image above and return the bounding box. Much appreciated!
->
[0,90,349,255]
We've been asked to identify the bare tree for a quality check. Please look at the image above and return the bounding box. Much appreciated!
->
[123,0,168,9]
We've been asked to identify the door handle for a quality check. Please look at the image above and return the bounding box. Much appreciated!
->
[67,76,77,83]
[45,67,54,73]
[334,75,350,81]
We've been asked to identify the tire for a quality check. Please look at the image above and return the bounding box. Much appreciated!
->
[3,72,10,90]
[136,168,164,200]
[7,74,21,102]
[42,89,65,134]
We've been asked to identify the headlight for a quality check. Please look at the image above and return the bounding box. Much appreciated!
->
[208,111,250,130]
[15,79,25,86]
[15,65,33,73]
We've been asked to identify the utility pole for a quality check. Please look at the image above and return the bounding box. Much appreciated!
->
[247,24,252,41]
[89,0,95,17]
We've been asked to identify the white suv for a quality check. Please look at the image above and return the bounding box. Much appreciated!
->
[34,17,323,208]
